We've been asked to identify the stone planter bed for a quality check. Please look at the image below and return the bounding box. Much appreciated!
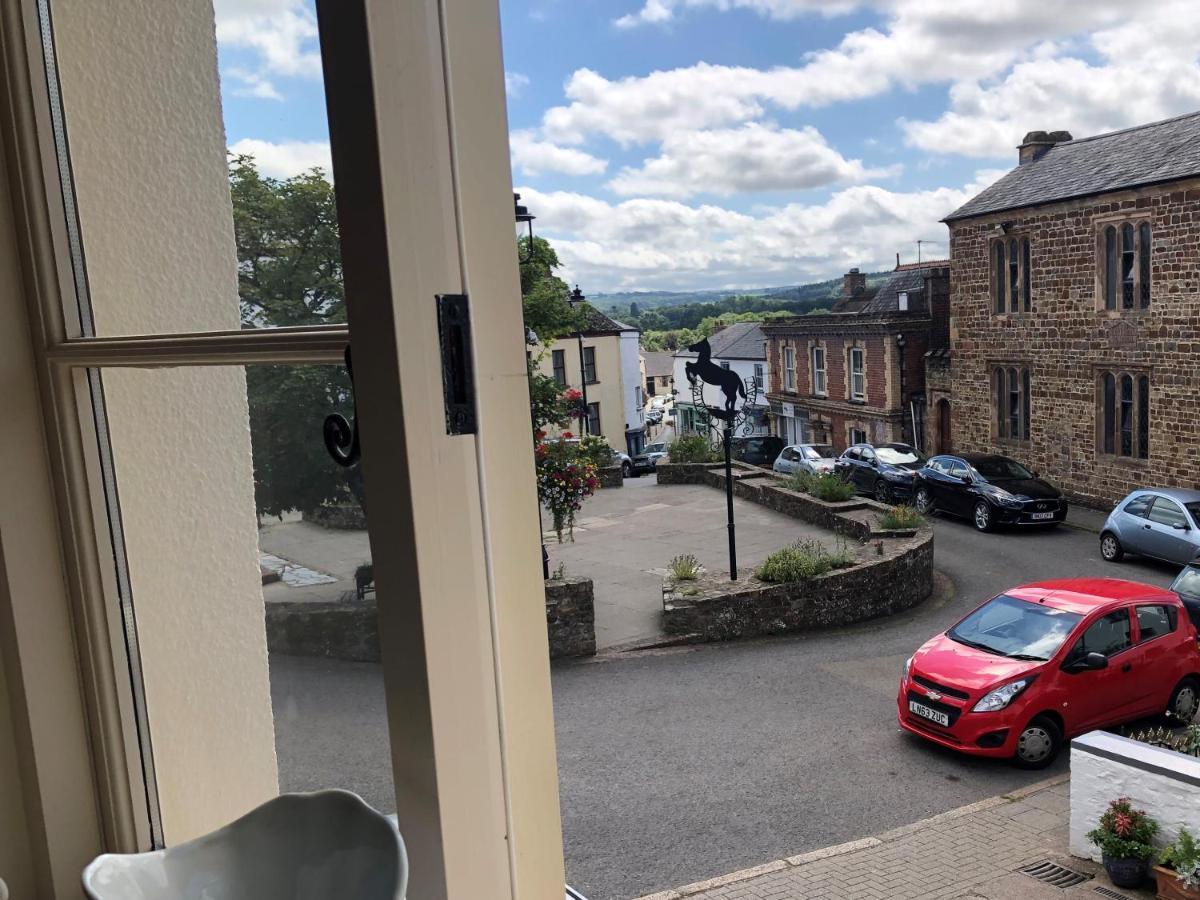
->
[598,464,623,489]
[655,461,934,642]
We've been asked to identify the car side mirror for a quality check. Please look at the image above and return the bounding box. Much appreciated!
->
[1066,651,1108,673]
[959,474,973,484]
[1174,522,1191,531]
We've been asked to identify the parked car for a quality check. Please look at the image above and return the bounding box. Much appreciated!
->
[553,436,632,477]
[646,408,663,426]
[1170,556,1200,632]
[834,442,926,503]
[1100,488,1200,566]
[729,435,785,467]
[913,453,1066,532]
[898,578,1200,768]
[773,443,837,477]
[631,441,669,475]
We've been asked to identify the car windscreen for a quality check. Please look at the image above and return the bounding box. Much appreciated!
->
[804,446,835,460]
[948,594,1083,661]
[646,444,665,453]
[876,447,924,466]
[1172,565,1200,601]
[971,457,1034,480]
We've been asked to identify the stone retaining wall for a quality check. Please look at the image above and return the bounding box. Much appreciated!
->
[663,534,933,641]
[655,461,934,642]
[598,465,624,488]
[546,576,597,659]
[302,503,368,530]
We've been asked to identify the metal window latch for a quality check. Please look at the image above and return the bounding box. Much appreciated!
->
[437,293,476,435]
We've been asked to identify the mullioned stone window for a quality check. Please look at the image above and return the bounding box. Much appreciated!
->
[992,365,1031,441]
[991,236,1032,314]
[1097,370,1150,459]
[1100,222,1151,311]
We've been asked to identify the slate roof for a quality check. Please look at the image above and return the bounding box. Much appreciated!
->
[642,351,674,377]
[945,111,1200,221]
[859,266,929,314]
[578,304,634,335]
[674,321,766,361]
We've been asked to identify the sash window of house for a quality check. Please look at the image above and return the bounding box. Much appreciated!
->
[811,346,826,395]
[553,349,567,386]
[849,347,865,401]
[583,346,597,383]
[783,346,796,391]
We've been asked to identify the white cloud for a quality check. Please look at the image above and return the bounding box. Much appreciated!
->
[545,1,1136,148]
[214,0,321,100]
[608,123,895,198]
[517,175,992,292]
[510,130,608,177]
[901,1,1200,157]
[229,138,332,179]
[505,72,531,98]
[615,0,860,29]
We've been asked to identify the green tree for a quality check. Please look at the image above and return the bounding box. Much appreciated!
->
[629,301,640,317]
[519,236,582,344]
[230,155,360,517]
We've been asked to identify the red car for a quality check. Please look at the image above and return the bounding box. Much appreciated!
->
[898,579,1200,768]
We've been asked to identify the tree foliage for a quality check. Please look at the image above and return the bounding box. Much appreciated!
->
[519,236,582,344]
[231,156,359,517]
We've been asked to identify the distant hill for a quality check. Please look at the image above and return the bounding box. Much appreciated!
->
[594,272,891,315]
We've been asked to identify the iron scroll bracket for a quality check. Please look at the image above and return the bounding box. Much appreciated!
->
[324,345,362,468]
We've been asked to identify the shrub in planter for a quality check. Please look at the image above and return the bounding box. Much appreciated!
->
[808,472,856,503]
[1157,827,1200,900]
[787,470,816,494]
[667,434,721,463]
[756,538,855,583]
[1087,797,1158,889]
[879,505,926,530]
[668,554,702,581]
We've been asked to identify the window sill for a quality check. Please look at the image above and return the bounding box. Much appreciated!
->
[1096,453,1150,467]
[848,397,867,405]
[1098,308,1151,317]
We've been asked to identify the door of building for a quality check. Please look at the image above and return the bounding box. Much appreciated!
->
[937,398,952,454]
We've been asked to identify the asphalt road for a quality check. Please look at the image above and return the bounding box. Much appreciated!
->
[550,514,1180,900]
[268,512,1182,900]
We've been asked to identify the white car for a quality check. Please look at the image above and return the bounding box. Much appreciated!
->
[772,443,838,476]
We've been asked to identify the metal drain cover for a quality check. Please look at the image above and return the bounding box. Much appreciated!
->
[1019,860,1092,888]
[1092,887,1130,899]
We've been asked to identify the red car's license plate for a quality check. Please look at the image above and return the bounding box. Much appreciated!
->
[908,700,950,726]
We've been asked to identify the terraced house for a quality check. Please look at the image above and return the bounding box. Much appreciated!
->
[763,262,949,450]
[942,112,1200,507]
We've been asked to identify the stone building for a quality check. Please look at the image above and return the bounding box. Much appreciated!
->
[943,113,1200,506]
[762,262,949,450]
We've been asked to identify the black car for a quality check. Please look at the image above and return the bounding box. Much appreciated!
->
[1170,557,1200,632]
[834,442,926,503]
[913,453,1066,531]
[729,435,785,467]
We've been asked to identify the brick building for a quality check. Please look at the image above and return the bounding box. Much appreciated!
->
[943,112,1200,507]
[763,262,949,450]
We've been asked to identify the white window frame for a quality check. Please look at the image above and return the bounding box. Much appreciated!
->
[849,347,865,401]
[811,345,826,396]
[783,346,796,391]
[0,0,563,894]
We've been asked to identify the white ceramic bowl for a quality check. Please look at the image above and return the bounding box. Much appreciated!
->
[83,790,407,900]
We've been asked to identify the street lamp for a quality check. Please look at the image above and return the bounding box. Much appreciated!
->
[567,285,591,436]
[515,192,536,264]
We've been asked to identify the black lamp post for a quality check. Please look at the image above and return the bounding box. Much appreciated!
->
[896,332,908,445]
[568,285,590,436]
[515,192,536,264]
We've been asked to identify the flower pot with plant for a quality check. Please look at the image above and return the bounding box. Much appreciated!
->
[1156,827,1200,900]
[1087,797,1159,889]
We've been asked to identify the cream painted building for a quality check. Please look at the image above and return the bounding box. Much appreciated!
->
[534,306,647,456]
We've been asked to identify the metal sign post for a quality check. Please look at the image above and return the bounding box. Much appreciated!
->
[684,337,760,581]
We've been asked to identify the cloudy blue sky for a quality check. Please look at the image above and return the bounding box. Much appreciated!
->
[215,0,1200,292]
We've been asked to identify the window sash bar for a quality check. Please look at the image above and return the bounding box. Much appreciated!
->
[44,325,351,368]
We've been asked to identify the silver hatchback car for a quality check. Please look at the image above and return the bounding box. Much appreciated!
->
[772,443,838,477]
[1100,488,1200,565]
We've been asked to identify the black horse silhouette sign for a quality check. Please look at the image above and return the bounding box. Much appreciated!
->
[685,338,748,422]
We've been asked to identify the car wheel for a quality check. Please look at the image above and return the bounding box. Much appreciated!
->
[973,500,994,532]
[1013,716,1062,769]
[914,486,935,515]
[1100,531,1124,562]
[1167,677,1200,724]
[622,461,632,478]
[873,479,893,504]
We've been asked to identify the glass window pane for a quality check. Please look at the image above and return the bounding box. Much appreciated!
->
[1008,239,1019,312]
[1120,374,1133,456]
[1070,610,1131,660]
[1008,367,1019,439]
[1105,226,1117,310]
[1139,223,1151,308]
[42,0,342,337]
[1021,238,1031,312]
[1103,373,1115,454]
[1138,375,1150,459]
[996,369,1005,437]
[1136,605,1173,641]
[1021,368,1031,440]
[1121,224,1135,309]
[994,241,1006,313]
[98,364,394,845]
[1148,497,1188,528]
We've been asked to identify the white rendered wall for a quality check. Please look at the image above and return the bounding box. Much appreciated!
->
[54,0,278,843]
[619,329,644,437]
[1069,731,1200,861]
[673,353,769,436]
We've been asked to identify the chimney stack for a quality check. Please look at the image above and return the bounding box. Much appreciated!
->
[842,267,866,299]
[1017,130,1072,165]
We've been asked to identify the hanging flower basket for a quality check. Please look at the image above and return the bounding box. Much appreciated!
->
[535,438,599,542]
